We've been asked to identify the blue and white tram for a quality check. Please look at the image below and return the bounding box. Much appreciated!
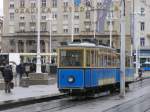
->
[57,42,134,95]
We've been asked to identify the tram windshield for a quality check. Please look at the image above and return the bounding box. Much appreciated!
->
[59,49,83,67]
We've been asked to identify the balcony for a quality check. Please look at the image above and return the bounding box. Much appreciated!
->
[80,31,118,36]
[14,31,49,37]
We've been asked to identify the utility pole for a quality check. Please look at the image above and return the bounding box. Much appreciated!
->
[120,0,126,97]
[93,0,96,39]
[46,14,52,64]
[71,0,74,42]
[36,0,41,73]
[130,0,135,67]
[109,4,113,48]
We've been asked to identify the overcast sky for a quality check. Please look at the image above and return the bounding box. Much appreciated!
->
[0,0,3,16]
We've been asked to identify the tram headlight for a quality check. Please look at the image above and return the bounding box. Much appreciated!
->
[68,76,75,83]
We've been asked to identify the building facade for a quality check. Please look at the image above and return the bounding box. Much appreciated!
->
[3,0,132,59]
[132,0,150,65]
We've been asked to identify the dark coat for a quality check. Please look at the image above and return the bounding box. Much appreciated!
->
[3,66,13,82]
[17,64,25,75]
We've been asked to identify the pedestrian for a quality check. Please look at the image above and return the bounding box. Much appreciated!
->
[138,68,143,81]
[17,63,25,80]
[2,65,13,93]
[25,63,30,77]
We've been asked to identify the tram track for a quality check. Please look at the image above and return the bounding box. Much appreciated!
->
[2,78,150,112]
[103,92,150,112]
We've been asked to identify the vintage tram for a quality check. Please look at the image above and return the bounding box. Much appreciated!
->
[57,42,134,96]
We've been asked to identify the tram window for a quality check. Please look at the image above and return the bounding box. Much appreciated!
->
[60,49,83,67]
[126,57,130,67]
[117,55,120,67]
[108,55,111,67]
[86,50,90,67]
[99,55,103,67]
[95,50,98,67]
[111,56,114,67]
[103,55,107,67]
[91,50,95,67]
[114,56,117,67]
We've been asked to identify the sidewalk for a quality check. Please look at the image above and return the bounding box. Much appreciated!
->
[0,83,60,106]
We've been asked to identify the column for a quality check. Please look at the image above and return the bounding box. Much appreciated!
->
[23,40,27,63]
[23,40,27,53]
[45,40,49,63]
[15,40,18,53]
[45,40,49,53]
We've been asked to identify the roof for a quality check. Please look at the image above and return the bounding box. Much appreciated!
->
[58,42,115,51]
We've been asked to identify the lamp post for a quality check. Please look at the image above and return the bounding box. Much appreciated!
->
[46,14,52,64]
[36,0,41,73]
[134,13,141,78]
[71,0,74,42]
[120,0,126,97]
[93,0,96,39]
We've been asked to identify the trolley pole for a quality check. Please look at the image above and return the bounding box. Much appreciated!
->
[36,0,41,73]
[120,0,126,98]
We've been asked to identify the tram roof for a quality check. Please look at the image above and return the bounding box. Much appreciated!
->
[58,42,115,50]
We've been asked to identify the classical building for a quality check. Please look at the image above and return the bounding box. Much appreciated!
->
[132,0,150,65]
[3,0,132,61]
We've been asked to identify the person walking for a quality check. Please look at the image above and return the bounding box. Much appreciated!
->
[2,65,13,93]
[17,63,25,80]
[138,68,143,80]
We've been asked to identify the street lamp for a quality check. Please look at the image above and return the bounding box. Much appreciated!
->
[71,0,74,42]
[93,0,96,39]
[133,12,141,78]
[46,14,52,64]
[36,0,41,73]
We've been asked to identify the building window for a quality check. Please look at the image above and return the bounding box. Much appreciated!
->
[20,16,25,20]
[63,2,68,7]
[19,22,26,32]
[41,16,46,20]
[140,37,145,47]
[41,22,47,31]
[74,28,79,33]
[99,40,103,45]
[31,15,36,21]
[19,22,25,27]
[41,0,46,7]
[63,29,68,33]
[20,0,25,8]
[63,14,68,20]
[30,22,36,31]
[84,21,91,26]
[140,22,145,31]
[10,4,14,8]
[52,0,57,8]
[74,15,79,19]
[52,12,57,20]
[85,1,91,7]
[86,28,90,32]
[31,1,36,8]
[85,11,90,19]
[10,13,14,21]
[141,7,145,16]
